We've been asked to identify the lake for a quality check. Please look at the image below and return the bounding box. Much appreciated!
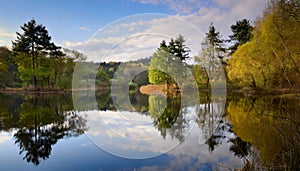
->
[0,90,299,170]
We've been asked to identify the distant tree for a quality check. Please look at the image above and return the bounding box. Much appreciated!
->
[0,47,21,87]
[228,19,253,54]
[96,67,110,86]
[12,19,63,90]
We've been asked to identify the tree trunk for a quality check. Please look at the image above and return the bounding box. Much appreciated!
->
[32,43,37,90]
[32,76,37,91]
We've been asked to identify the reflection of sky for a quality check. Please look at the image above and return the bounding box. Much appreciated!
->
[0,106,243,170]
[82,110,186,159]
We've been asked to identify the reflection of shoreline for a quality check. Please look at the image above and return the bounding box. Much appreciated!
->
[0,86,111,95]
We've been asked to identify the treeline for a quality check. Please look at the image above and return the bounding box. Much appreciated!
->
[0,19,123,91]
[0,45,85,90]
[148,0,299,91]
[193,0,300,90]
[1,0,298,91]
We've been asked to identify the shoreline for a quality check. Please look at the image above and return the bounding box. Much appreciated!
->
[1,85,300,96]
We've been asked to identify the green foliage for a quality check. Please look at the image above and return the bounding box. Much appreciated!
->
[149,49,174,85]
[149,35,190,86]
[12,19,66,90]
[0,47,19,87]
[149,93,185,141]
[96,67,110,86]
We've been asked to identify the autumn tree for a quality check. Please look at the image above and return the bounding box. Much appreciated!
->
[228,0,300,88]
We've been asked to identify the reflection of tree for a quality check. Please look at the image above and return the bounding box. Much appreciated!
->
[11,94,87,165]
[227,96,300,170]
[96,90,115,111]
[195,95,225,152]
[195,96,251,156]
[0,94,23,131]
[149,92,187,142]
[129,90,149,113]
[229,137,251,158]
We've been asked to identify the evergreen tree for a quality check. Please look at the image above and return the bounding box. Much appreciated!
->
[229,19,253,54]
[12,19,63,90]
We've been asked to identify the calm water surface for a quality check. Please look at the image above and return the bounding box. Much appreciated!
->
[0,90,299,170]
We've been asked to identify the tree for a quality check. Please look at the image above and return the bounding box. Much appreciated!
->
[0,47,19,87]
[168,34,190,61]
[228,19,253,54]
[149,35,190,88]
[12,19,63,90]
[96,67,110,86]
[149,49,174,85]
[228,0,300,88]
[195,23,226,89]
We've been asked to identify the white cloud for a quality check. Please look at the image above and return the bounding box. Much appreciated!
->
[78,26,93,32]
[0,28,16,47]
[0,29,15,38]
[62,0,267,62]
[132,0,205,14]
[132,0,159,4]
[62,14,204,62]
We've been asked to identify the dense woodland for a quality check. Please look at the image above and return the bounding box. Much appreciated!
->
[0,0,299,91]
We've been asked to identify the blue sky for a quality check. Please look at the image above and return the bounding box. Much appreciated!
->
[0,0,174,43]
[0,0,268,61]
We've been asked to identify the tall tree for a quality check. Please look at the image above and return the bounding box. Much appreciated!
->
[12,19,62,90]
[228,19,253,54]
[196,23,226,88]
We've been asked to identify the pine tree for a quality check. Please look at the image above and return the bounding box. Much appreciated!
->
[12,19,63,90]
[229,19,253,54]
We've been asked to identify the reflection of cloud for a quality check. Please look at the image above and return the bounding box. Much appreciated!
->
[136,125,243,170]
[0,130,15,143]
[80,109,194,158]
[80,101,244,168]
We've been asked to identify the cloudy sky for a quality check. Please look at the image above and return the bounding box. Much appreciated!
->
[0,0,268,62]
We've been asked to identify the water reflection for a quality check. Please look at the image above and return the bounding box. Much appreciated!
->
[0,94,87,165]
[227,95,300,170]
[0,92,299,170]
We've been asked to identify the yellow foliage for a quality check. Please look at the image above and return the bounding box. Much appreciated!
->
[228,0,300,88]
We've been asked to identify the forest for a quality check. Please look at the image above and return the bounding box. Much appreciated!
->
[0,0,299,92]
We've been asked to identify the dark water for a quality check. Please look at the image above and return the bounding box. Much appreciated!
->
[0,90,299,170]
